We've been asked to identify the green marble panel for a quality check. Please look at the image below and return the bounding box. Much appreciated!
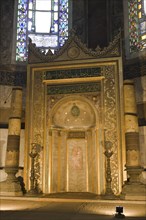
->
[47,82,101,95]
[45,67,101,80]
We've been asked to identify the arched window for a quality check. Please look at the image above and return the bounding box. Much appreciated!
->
[16,0,70,62]
[124,0,146,58]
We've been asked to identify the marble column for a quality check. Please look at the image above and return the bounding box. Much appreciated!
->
[122,80,146,200]
[0,87,23,196]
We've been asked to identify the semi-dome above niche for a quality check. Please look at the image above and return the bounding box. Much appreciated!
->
[51,99,96,129]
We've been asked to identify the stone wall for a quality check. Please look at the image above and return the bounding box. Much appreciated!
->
[0,0,14,64]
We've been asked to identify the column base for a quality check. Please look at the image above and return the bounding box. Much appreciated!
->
[121,183,146,201]
[0,180,23,196]
[25,189,43,197]
[101,194,120,200]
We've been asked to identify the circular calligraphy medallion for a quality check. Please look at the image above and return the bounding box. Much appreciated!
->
[71,104,80,117]
[67,47,80,59]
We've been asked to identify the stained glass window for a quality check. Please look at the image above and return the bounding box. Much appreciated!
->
[128,0,146,54]
[16,0,69,62]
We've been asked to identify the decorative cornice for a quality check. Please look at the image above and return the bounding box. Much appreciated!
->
[28,29,122,64]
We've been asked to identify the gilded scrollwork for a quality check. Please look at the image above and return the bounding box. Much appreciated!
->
[47,94,64,113]
[31,71,44,190]
[102,65,119,194]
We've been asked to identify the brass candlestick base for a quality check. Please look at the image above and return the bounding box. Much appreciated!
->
[103,141,117,199]
[26,144,43,196]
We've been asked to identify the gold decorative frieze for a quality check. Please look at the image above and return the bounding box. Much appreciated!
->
[45,67,101,80]
[26,71,45,190]
[102,65,120,194]
[47,82,101,95]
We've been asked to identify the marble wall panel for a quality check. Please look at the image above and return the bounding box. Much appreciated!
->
[67,138,87,192]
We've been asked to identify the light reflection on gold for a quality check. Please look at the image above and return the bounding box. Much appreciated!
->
[0,201,38,211]
[142,34,146,40]
[1,204,21,211]
[76,202,146,217]
[1,199,146,218]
